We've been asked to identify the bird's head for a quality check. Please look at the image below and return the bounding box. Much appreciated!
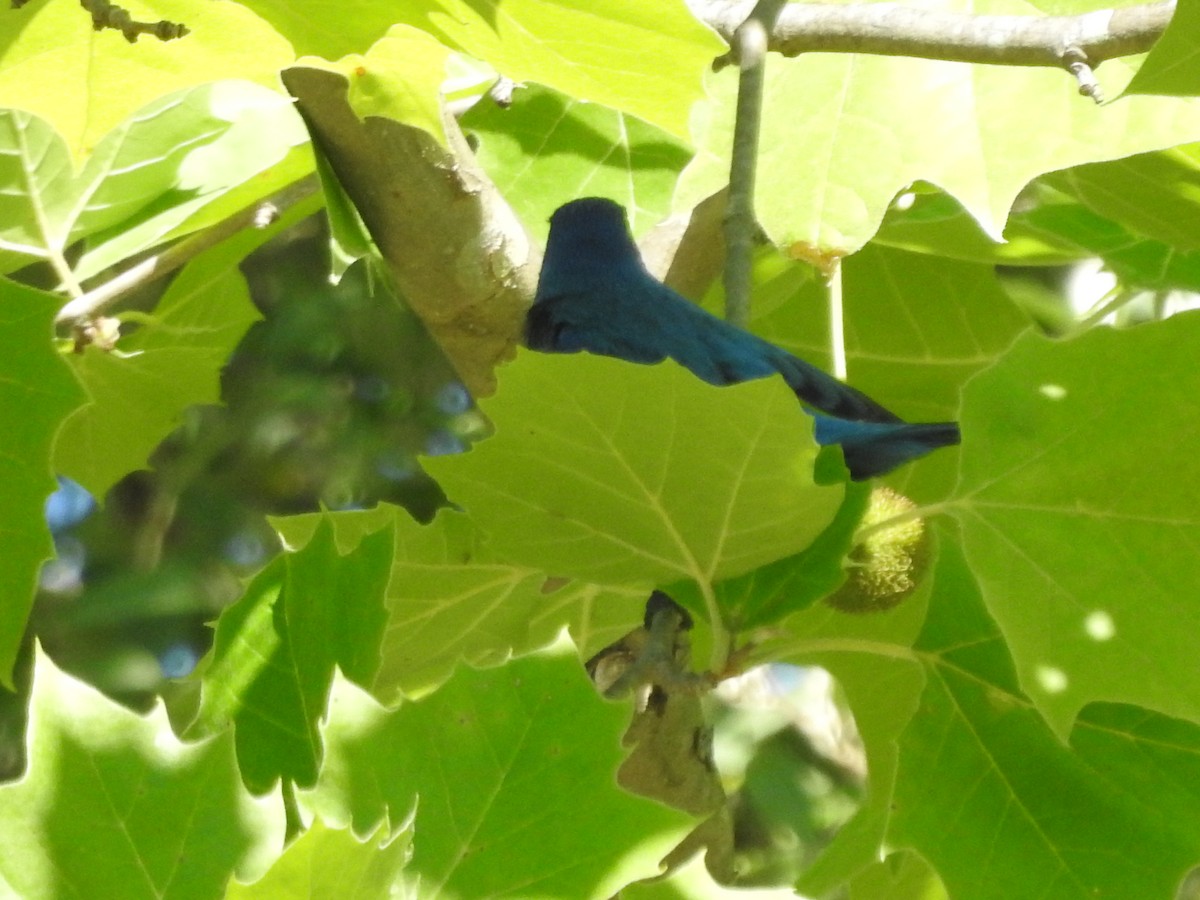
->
[535,197,644,301]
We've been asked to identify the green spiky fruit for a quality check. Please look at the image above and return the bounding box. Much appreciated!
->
[825,487,930,613]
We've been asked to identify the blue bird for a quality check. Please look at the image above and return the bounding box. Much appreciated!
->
[525,197,960,480]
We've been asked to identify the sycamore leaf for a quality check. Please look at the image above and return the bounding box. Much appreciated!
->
[189,518,393,793]
[0,0,292,161]
[0,647,284,897]
[424,352,845,596]
[227,817,411,898]
[678,31,1200,254]
[1126,0,1200,97]
[462,82,692,240]
[303,653,693,898]
[296,25,453,144]
[890,540,1200,899]
[0,281,86,687]
[243,0,722,139]
[1048,144,1200,252]
[950,313,1200,736]
[274,505,647,701]
[55,242,261,497]
[0,84,308,280]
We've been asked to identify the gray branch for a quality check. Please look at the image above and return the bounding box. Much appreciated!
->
[695,0,1174,69]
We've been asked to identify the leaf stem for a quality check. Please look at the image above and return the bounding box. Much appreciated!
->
[853,500,956,544]
[702,579,732,674]
[827,261,846,380]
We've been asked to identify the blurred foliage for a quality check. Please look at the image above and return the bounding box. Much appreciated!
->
[27,218,479,715]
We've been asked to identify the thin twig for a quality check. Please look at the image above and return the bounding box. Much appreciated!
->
[55,175,319,330]
[723,0,786,328]
[82,0,188,43]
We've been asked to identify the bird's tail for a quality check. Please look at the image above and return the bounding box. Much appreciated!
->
[813,416,961,480]
[768,348,904,424]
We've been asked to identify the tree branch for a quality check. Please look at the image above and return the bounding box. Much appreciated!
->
[282,67,536,398]
[696,0,1173,70]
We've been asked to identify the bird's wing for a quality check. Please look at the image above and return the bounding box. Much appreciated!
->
[525,290,672,364]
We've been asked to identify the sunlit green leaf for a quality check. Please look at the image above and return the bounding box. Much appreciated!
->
[0,0,293,161]
[1126,0,1200,97]
[890,541,1200,899]
[296,25,453,143]
[0,647,284,897]
[274,505,647,700]
[303,653,693,898]
[0,280,85,687]
[245,0,722,138]
[426,352,846,596]
[189,518,392,792]
[679,42,1200,254]
[227,817,411,898]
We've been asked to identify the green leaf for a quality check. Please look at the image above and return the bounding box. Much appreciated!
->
[0,83,310,280]
[949,314,1200,735]
[304,652,694,898]
[227,817,411,898]
[55,245,261,497]
[190,517,393,792]
[874,187,1090,265]
[847,852,948,900]
[377,509,646,699]
[1048,144,1200,251]
[72,84,313,282]
[462,82,692,240]
[668,481,871,631]
[769,571,929,895]
[0,110,72,275]
[274,505,647,700]
[425,352,846,596]
[0,0,294,161]
[296,25,453,144]
[890,540,1200,899]
[1126,0,1200,97]
[678,48,1200,254]
[720,244,1029,501]
[248,0,722,139]
[0,280,85,688]
[1016,200,1200,293]
[0,647,284,898]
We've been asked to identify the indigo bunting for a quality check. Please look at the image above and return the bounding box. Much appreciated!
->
[525,197,960,480]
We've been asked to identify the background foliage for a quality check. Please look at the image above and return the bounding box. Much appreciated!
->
[3,0,1200,897]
